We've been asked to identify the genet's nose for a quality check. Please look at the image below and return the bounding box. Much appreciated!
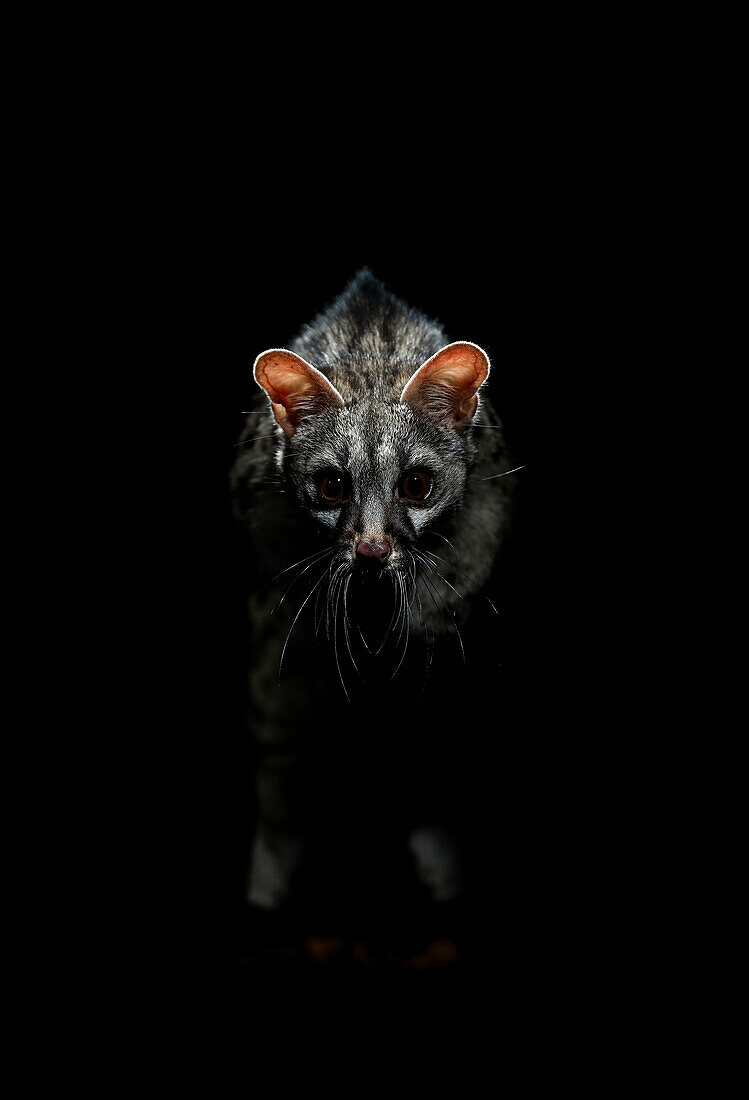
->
[356,538,391,563]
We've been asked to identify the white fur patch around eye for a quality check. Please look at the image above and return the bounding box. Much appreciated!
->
[409,508,437,533]
[312,510,338,528]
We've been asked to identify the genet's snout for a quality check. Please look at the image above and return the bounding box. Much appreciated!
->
[356,538,391,564]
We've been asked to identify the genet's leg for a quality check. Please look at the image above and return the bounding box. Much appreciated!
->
[408,824,463,903]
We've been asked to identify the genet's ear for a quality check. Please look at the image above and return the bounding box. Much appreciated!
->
[400,342,490,432]
[253,349,345,437]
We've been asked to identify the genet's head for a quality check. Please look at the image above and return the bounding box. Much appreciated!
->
[253,342,490,577]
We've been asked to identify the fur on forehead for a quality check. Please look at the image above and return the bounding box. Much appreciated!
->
[286,396,467,470]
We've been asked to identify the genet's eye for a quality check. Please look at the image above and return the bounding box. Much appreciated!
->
[317,469,350,503]
[399,469,433,502]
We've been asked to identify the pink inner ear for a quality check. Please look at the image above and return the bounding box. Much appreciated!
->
[420,344,488,395]
[401,342,490,428]
[255,355,309,406]
[254,349,344,436]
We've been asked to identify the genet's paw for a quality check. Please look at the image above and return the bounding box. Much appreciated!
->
[302,934,346,964]
[405,937,462,969]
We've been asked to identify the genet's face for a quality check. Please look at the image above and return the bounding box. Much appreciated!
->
[284,396,470,574]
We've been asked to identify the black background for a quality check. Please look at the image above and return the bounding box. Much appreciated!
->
[66,42,741,1059]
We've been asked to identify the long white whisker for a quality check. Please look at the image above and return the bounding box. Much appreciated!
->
[325,557,338,641]
[391,572,412,680]
[481,463,527,481]
[393,571,408,648]
[452,611,466,665]
[418,547,482,600]
[274,548,335,612]
[410,553,434,683]
[423,529,455,550]
[417,567,451,634]
[342,572,359,675]
[374,572,401,655]
[330,565,351,702]
[278,568,328,680]
[416,562,465,664]
[413,549,464,602]
[233,433,275,448]
[422,533,503,616]
[260,547,333,595]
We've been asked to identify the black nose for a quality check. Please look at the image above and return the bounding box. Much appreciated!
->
[356,538,391,564]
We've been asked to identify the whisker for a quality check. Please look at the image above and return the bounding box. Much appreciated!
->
[413,549,464,602]
[330,564,351,702]
[410,553,434,684]
[416,567,453,637]
[260,546,333,598]
[342,572,360,675]
[314,580,326,637]
[233,432,276,448]
[422,531,502,615]
[419,547,447,563]
[452,611,466,665]
[481,463,527,481]
[278,567,328,681]
[273,548,335,612]
[391,572,412,680]
[405,561,419,611]
[325,557,339,642]
[374,572,401,655]
[418,547,481,599]
[393,571,408,648]
[416,561,465,665]
[423,529,455,550]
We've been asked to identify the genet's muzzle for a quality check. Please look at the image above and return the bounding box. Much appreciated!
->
[356,538,390,565]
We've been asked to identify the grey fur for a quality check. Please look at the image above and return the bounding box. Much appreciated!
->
[231,269,512,642]
[230,269,515,912]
